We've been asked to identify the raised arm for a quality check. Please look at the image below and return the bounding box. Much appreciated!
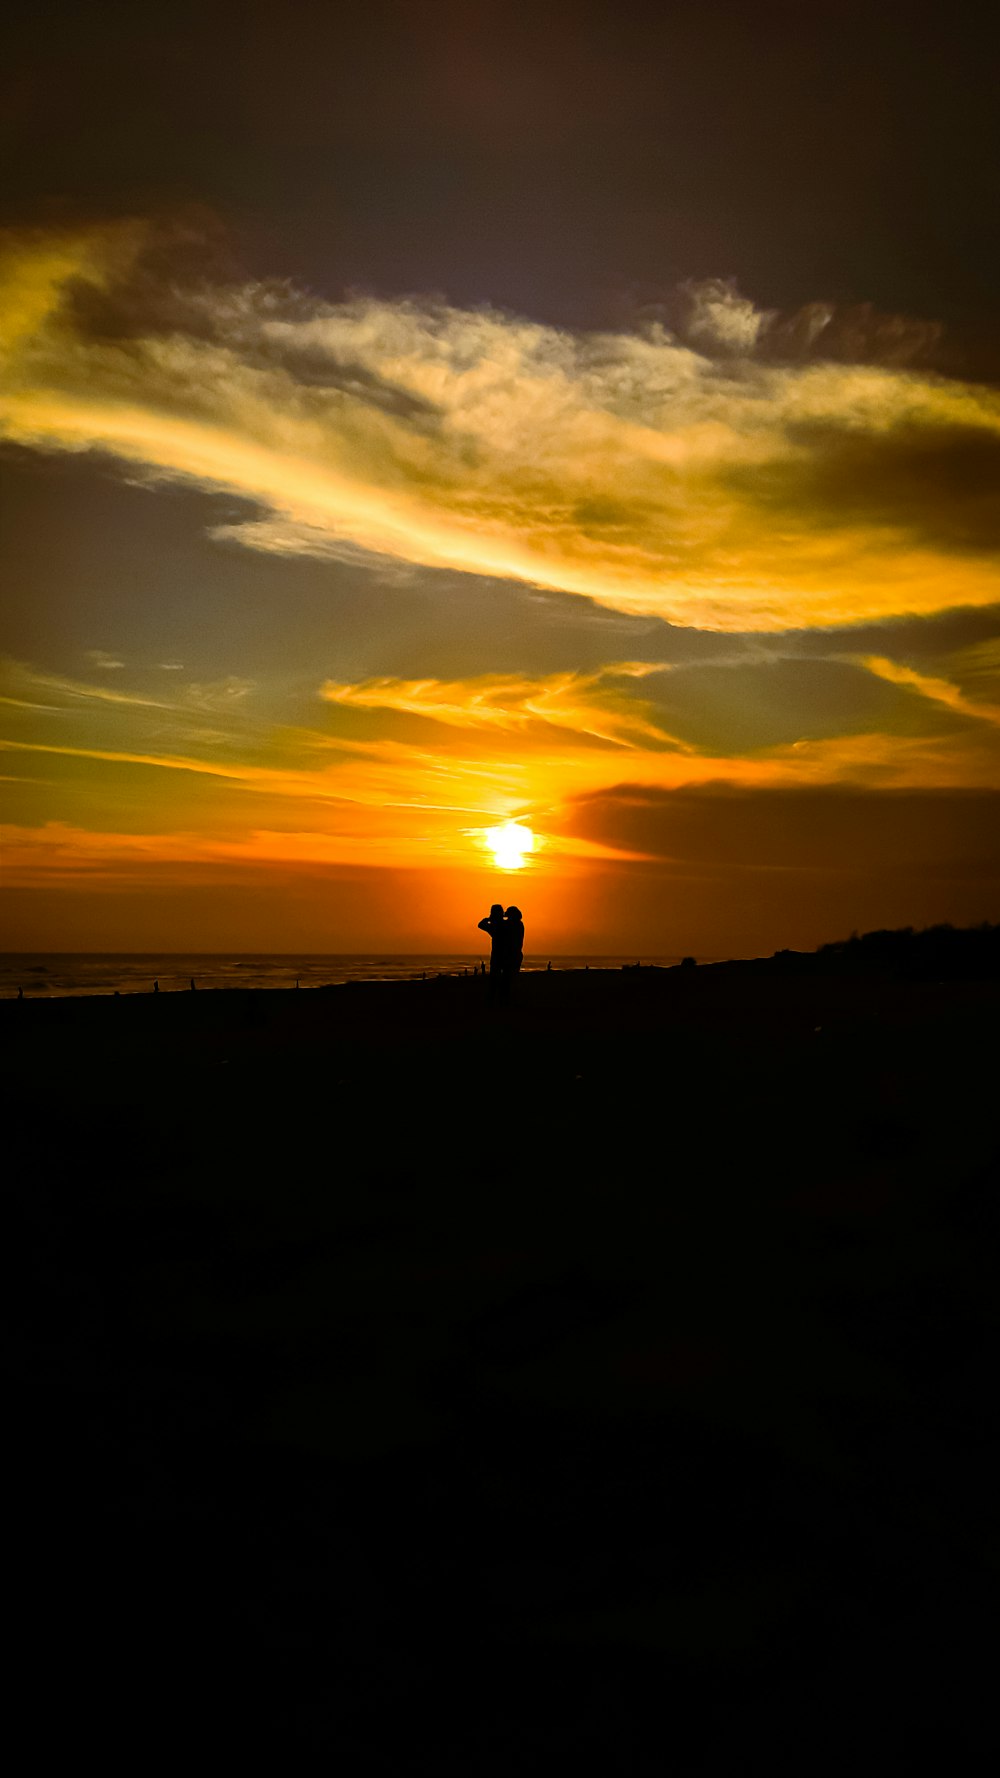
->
[477,917,492,934]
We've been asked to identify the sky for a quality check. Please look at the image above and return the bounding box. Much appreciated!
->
[2,0,999,955]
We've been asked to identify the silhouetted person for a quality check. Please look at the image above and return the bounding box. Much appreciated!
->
[17,985,24,1000]
[190,977,196,992]
[478,903,507,999]
[503,906,525,998]
[546,960,551,972]
[480,961,486,977]
[153,980,159,994]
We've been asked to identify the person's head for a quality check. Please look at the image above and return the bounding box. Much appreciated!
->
[505,906,522,923]
[490,903,504,919]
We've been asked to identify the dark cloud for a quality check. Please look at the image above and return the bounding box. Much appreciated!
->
[62,243,443,423]
[667,282,946,370]
[761,300,945,370]
[724,421,1000,559]
[776,604,1000,666]
[564,783,1000,878]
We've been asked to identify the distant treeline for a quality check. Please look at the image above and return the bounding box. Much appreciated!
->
[767,921,1000,981]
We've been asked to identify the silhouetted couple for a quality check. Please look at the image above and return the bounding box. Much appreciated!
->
[477,903,524,1002]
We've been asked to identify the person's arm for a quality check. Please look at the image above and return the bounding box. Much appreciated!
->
[477,917,491,934]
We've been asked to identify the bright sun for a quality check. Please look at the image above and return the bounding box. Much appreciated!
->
[485,821,535,870]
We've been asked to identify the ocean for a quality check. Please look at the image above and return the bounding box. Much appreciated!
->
[1,953,686,998]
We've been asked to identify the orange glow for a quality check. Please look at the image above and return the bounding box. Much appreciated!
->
[3,233,1000,953]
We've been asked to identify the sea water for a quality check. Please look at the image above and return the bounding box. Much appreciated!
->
[0,954,687,998]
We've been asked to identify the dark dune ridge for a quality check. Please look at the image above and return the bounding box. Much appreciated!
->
[5,927,1000,1770]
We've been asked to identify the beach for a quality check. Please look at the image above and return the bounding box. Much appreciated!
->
[0,952,688,998]
[5,956,999,1769]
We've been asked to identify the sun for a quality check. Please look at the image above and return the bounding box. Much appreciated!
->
[485,821,534,870]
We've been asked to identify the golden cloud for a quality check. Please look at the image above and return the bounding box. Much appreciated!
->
[3,227,1000,631]
[320,665,673,746]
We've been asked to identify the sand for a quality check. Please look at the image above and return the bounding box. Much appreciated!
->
[5,959,999,1768]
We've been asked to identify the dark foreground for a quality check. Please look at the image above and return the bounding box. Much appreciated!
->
[5,961,1000,1770]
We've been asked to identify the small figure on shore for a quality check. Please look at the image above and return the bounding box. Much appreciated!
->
[190,977,196,992]
[480,961,486,977]
[296,977,300,990]
[153,980,159,994]
[546,960,551,972]
[17,985,24,1000]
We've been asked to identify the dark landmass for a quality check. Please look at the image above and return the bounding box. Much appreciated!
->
[5,925,1000,1769]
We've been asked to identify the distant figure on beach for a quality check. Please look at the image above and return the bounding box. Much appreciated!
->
[190,977,196,992]
[153,979,159,994]
[17,985,24,1000]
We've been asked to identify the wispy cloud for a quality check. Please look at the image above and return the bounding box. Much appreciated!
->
[3,225,999,632]
[855,655,1000,728]
[26,672,174,711]
[320,665,673,747]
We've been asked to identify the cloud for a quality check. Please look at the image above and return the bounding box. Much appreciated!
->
[319,645,1000,762]
[613,655,982,754]
[852,655,1000,728]
[561,782,1000,878]
[725,421,1000,555]
[2,226,999,632]
[5,633,999,893]
[319,665,676,748]
[675,278,771,357]
[84,649,125,670]
[183,676,255,712]
[4,665,174,711]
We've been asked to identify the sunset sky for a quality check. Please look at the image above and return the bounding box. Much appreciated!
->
[2,1,999,954]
